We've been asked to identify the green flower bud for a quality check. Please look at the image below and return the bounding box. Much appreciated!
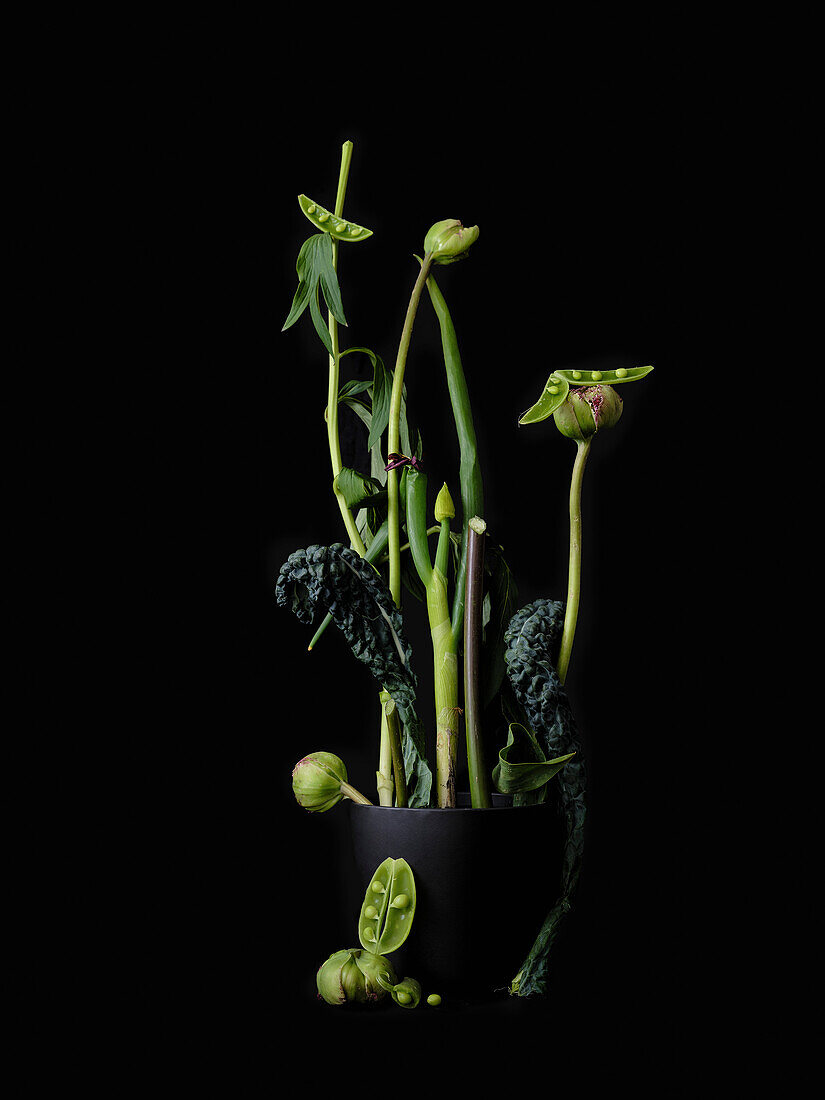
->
[434,482,455,522]
[291,751,347,812]
[553,384,623,442]
[316,949,397,1006]
[424,219,479,264]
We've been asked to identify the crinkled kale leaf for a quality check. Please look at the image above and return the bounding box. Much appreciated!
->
[503,598,587,996]
[275,543,432,807]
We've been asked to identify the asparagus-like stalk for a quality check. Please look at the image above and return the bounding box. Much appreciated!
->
[406,471,460,807]
[464,516,492,807]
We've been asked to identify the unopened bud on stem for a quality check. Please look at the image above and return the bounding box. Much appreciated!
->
[434,482,455,523]
[424,219,479,264]
[553,384,623,442]
[292,751,372,812]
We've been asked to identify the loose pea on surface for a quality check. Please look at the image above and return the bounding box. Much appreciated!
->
[426,994,442,1007]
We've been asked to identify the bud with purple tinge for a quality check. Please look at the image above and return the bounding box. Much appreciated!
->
[553,384,623,442]
[423,219,479,264]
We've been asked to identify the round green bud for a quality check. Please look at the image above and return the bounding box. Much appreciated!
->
[553,384,623,442]
[291,751,347,812]
[424,219,480,264]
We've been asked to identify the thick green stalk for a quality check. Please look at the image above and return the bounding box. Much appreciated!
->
[405,469,459,807]
[424,273,484,648]
[557,438,592,684]
[464,516,492,807]
[428,566,460,808]
[387,253,434,605]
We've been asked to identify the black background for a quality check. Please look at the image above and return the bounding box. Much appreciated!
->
[24,6,788,1088]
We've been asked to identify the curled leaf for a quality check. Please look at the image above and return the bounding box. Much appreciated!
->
[493,722,575,799]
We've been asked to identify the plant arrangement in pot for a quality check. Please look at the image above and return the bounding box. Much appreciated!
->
[278,140,653,1003]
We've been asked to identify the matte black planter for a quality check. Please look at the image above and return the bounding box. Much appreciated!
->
[348,794,563,994]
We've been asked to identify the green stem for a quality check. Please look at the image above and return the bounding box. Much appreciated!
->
[340,781,373,806]
[387,253,434,606]
[464,516,492,807]
[423,273,484,649]
[557,438,592,684]
[326,140,367,557]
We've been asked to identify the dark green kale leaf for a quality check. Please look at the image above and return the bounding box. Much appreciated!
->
[275,543,432,807]
[502,598,587,997]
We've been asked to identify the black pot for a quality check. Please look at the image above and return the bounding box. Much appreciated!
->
[348,794,563,994]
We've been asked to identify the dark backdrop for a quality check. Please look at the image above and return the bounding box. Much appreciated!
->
[34,10,758,1081]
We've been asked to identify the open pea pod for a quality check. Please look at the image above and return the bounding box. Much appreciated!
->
[358,857,417,955]
[391,976,422,1009]
[518,373,569,425]
[298,194,373,241]
[554,364,654,385]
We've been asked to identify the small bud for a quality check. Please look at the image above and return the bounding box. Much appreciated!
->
[424,219,479,264]
[553,384,623,442]
[292,751,348,812]
[434,482,455,522]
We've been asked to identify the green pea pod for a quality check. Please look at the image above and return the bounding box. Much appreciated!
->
[298,194,373,241]
[518,373,570,425]
[554,364,653,385]
[358,857,417,955]
[391,976,422,1009]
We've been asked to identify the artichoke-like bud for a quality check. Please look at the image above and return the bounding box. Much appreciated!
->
[355,950,397,996]
[292,751,371,812]
[424,219,479,264]
[553,384,624,442]
[434,482,455,523]
[316,949,397,1006]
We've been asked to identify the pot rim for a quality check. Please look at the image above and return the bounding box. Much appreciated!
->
[348,793,551,813]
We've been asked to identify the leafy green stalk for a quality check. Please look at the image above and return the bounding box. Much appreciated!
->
[464,516,492,807]
[423,271,484,647]
[556,438,591,684]
[325,140,367,558]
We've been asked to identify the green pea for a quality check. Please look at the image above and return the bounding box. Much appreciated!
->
[396,990,411,1005]
[357,857,417,955]
[554,365,653,386]
[298,194,373,241]
[426,994,442,1007]
[518,372,570,426]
